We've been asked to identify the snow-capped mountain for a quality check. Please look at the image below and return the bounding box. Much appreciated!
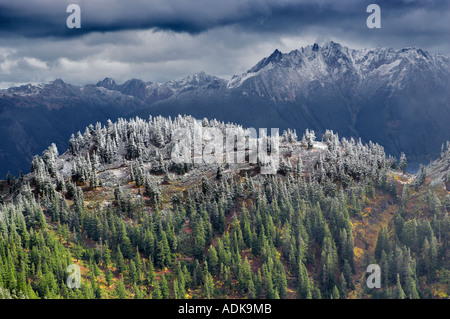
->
[227,41,450,101]
[137,42,449,170]
[96,71,226,104]
[0,42,449,177]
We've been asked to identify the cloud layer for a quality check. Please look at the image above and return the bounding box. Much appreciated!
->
[0,0,449,87]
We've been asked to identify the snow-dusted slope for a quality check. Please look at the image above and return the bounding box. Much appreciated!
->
[227,41,450,101]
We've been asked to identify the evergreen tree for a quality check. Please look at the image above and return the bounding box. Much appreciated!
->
[375,227,390,261]
[115,276,127,299]
[105,268,113,287]
[116,247,126,275]
[161,275,170,299]
[298,262,312,299]
[399,153,407,173]
[204,271,215,299]
[393,274,405,299]
[152,280,163,299]
[331,285,340,299]
[207,245,218,273]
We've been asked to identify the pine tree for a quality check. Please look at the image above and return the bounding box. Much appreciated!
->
[173,279,180,299]
[276,265,288,299]
[174,276,186,299]
[295,158,303,179]
[102,243,111,266]
[146,258,155,286]
[298,261,312,299]
[194,222,206,260]
[116,247,126,275]
[302,129,316,149]
[255,269,263,298]
[115,275,127,299]
[207,245,218,273]
[216,166,223,180]
[339,273,347,298]
[246,277,256,298]
[331,285,340,299]
[134,283,145,299]
[414,165,426,189]
[152,280,163,299]
[393,274,405,299]
[375,227,390,261]
[161,274,170,299]
[263,265,275,299]
[128,260,137,284]
[399,153,407,173]
[105,268,113,287]
[204,270,215,299]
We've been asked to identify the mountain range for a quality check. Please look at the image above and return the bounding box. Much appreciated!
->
[1,41,449,177]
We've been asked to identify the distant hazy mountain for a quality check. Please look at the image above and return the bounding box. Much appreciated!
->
[96,72,226,105]
[1,41,449,177]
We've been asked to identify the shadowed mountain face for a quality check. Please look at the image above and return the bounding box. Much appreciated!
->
[1,42,449,177]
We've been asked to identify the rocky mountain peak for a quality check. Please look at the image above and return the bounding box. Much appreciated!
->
[96,77,117,90]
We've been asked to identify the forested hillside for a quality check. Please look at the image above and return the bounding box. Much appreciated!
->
[0,115,448,299]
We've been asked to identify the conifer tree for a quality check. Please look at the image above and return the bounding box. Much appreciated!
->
[115,276,127,299]
[399,153,407,173]
[375,227,390,261]
[152,280,163,299]
[393,274,405,299]
[161,274,170,299]
[207,245,218,273]
[204,271,215,299]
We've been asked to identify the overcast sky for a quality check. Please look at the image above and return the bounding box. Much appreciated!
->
[0,0,449,88]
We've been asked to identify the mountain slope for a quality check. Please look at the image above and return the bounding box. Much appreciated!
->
[0,115,448,299]
[1,42,449,177]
